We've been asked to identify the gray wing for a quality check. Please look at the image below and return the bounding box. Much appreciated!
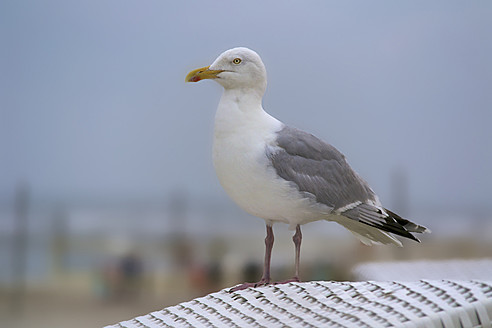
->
[267,126,427,242]
[267,125,376,210]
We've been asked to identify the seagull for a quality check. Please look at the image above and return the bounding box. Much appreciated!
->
[186,47,429,291]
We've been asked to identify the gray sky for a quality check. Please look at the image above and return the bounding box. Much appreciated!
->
[1,1,491,213]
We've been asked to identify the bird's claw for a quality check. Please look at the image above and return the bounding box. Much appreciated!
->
[229,277,301,292]
[273,277,300,285]
[229,279,270,292]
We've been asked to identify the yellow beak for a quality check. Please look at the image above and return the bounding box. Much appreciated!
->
[185,66,224,82]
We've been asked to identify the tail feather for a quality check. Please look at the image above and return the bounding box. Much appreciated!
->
[334,217,403,247]
[341,204,430,243]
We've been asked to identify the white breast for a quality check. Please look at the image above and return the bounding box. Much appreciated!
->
[212,91,326,227]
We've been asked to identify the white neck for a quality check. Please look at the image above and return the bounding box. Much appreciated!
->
[214,88,280,137]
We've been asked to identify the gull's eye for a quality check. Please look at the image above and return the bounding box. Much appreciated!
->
[232,58,242,65]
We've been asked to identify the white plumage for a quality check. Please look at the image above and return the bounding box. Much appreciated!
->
[186,47,429,290]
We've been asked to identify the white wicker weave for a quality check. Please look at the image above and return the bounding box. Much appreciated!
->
[107,280,492,328]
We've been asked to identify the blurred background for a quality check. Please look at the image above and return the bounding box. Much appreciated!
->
[1,1,491,327]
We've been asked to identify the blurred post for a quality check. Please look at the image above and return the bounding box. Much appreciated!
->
[391,167,409,217]
[52,206,68,278]
[11,183,29,314]
[168,191,191,268]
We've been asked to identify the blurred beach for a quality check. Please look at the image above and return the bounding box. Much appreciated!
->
[1,190,491,327]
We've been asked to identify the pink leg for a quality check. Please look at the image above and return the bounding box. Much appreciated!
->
[230,224,274,292]
[275,224,302,285]
[261,224,274,283]
[293,224,302,281]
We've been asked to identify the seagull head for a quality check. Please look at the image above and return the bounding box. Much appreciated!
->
[186,47,267,95]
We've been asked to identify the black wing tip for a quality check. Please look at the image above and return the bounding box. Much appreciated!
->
[383,208,428,243]
[361,207,427,243]
[384,208,430,234]
[383,223,421,243]
[408,233,421,243]
[356,218,422,243]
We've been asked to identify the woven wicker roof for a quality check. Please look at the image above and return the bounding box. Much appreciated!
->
[107,280,492,327]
